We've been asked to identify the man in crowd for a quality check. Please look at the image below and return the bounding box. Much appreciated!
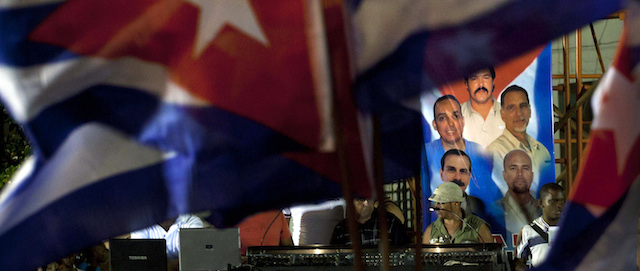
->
[487,85,552,196]
[331,197,408,245]
[515,183,566,270]
[461,67,505,147]
[439,149,487,219]
[423,95,497,224]
[489,149,541,249]
[423,182,493,244]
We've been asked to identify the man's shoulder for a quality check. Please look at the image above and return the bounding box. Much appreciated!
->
[461,100,472,112]
[520,222,544,241]
[385,212,407,230]
[487,133,509,146]
[335,218,348,227]
[425,139,441,147]
[466,194,485,206]
[424,140,444,153]
[464,140,485,154]
[491,197,507,211]
[176,214,204,226]
[465,212,488,227]
[528,136,551,155]
[131,225,162,238]
[486,134,511,155]
[531,216,547,228]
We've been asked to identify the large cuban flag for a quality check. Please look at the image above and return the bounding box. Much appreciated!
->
[0,0,628,270]
[536,3,640,270]
[0,1,372,270]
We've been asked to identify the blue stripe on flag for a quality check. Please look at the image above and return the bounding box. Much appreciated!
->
[532,45,556,196]
[0,2,79,66]
[0,160,169,270]
[421,116,433,229]
[25,86,309,159]
[0,153,342,270]
[379,103,424,181]
[534,45,553,149]
[353,32,430,111]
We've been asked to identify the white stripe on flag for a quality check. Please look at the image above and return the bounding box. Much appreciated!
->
[0,123,171,236]
[353,0,512,71]
[0,57,209,122]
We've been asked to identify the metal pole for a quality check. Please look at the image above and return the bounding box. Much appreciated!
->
[589,24,606,73]
[372,115,391,271]
[562,35,573,191]
[413,176,423,271]
[575,29,584,175]
[321,1,364,269]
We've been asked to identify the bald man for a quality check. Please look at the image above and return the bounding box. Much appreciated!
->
[488,149,541,250]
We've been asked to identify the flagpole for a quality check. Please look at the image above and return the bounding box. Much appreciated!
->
[372,115,392,271]
[320,0,365,270]
[412,176,423,271]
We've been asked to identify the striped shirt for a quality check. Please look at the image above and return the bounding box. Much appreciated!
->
[516,216,557,267]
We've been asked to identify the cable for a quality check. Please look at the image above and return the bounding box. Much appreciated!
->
[260,211,281,247]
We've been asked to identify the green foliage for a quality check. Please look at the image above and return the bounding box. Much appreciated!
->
[0,107,30,191]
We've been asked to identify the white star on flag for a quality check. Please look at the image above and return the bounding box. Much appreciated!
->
[591,66,640,175]
[185,0,270,57]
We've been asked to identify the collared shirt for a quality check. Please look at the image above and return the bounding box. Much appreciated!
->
[486,129,552,196]
[428,211,488,244]
[500,193,541,236]
[517,216,557,267]
[461,99,505,147]
[130,214,204,259]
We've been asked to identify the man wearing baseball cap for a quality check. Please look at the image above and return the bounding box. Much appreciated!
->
[422,182,494,244]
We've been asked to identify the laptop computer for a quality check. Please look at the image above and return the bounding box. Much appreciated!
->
[109,239,167,271]
[179,228,241,271]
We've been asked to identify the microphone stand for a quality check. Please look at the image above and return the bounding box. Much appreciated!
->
[429,207,486,251]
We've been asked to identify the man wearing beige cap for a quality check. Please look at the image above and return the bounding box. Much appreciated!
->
[422,182,493,244]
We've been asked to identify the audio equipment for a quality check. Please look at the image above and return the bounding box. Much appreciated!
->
[246,244,510,271]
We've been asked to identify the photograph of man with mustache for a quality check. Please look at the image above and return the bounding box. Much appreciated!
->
[461,67,506,147]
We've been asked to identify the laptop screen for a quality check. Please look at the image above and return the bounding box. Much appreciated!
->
[178,228,240,271]
[109,239,167,271]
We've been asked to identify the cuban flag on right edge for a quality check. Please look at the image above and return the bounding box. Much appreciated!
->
[536,3,640,270]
